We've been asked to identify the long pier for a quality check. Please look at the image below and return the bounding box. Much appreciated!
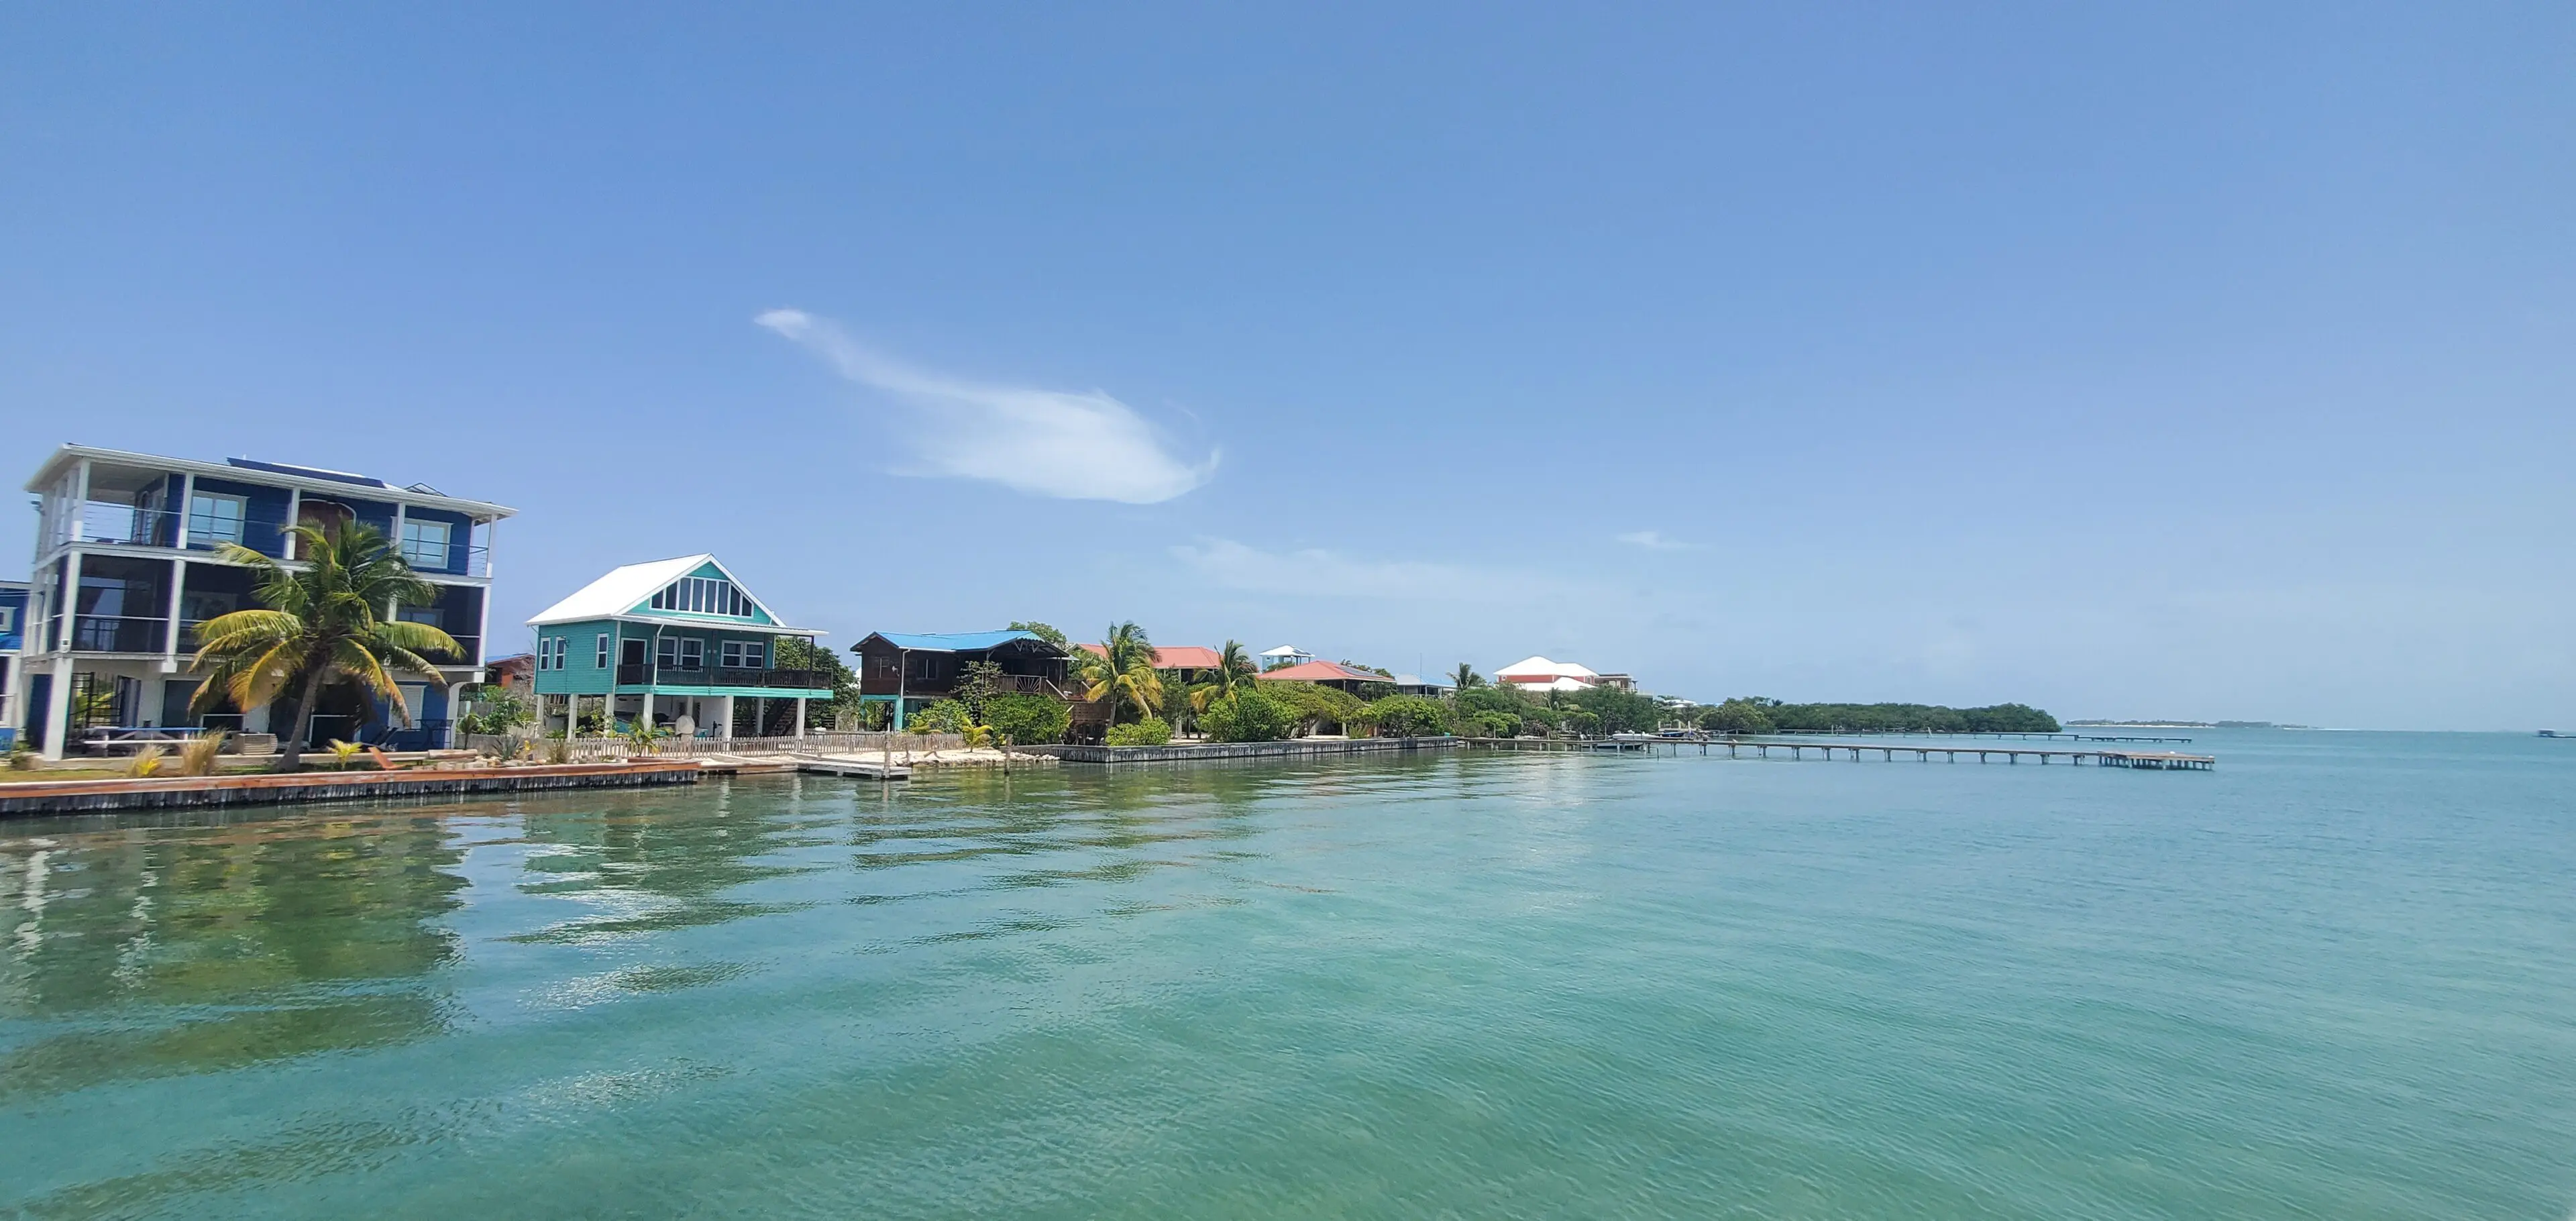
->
[1464,736,2213,769]
[1762,730,2195,744]
[1711,740,2211,769]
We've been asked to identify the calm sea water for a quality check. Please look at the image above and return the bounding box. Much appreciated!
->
[1,731,2570,1218]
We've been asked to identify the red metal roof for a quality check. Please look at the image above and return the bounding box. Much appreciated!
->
[1075,643,1228,670]
[1256,659,1386,684]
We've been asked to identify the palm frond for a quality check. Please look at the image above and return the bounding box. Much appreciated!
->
[189,609,303,655]
[223,640,307,711]
[374,620,463,661]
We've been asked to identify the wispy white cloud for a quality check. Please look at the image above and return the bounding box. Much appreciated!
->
[1169,537,1507,599]
[756,308,1218,504]
[1617,530,1698,550]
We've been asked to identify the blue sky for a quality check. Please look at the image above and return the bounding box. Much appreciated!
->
[4,4,2571,729]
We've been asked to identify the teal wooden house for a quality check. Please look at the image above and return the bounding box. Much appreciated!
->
[525,554,833,738]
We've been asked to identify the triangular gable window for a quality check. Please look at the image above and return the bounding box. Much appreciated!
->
[649,575,753,617]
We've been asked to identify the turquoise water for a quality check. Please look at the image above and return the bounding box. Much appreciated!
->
[2,731,2571,1218]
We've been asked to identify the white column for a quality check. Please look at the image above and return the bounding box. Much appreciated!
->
[0,653,19,739]
[392,503,408,561]
[42,655,73,760]
[794,697,807,737]
[718,694,735,740]
[68,460,91,542]
[174,472,195,549]
[60,551,83,654]
[639,691,655,733]
[282,488,301,558]
[163,558,189,668]
[443,681,468,748]
[474,583,492,667]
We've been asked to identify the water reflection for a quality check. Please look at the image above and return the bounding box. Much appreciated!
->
[0,756,1548,1104]
[502,782,839,945]
[0,810,465,1098]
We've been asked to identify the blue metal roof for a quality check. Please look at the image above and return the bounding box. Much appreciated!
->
[870,629,1044,652]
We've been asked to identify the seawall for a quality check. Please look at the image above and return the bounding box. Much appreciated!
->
[0,760,704,817]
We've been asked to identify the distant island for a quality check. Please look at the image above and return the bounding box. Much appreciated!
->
[1697,699,2059,734]
[2068,719,2313,730]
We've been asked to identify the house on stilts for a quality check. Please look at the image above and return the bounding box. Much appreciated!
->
[527,555,834,739]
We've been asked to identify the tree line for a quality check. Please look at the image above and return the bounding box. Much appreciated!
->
[1693,698,2059,735]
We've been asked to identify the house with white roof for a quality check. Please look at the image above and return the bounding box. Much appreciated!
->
[1495,655,1635,694]
[527,554,834,739]
[1257,644,1314,671]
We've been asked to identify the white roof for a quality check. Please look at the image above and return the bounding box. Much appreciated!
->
[526,553,821,635]
[1258,645,1309,657]
[1496,655,1601,680]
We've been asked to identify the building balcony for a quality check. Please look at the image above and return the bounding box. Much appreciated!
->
[857,672,1073,699]
[68,614,170,653]
[614,664,831,690]
[48,502,493,577]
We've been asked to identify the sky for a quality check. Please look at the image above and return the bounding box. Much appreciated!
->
[2,3,2571,730]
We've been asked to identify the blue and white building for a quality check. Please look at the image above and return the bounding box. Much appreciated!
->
[11,445,513,757]
[0,579,26,750]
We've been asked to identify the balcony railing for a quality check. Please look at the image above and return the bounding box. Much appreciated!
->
[65,503,180,548]
[857,672,1071,698]
[613,664,829,690]
[50,502,491,576]
[70,615,172,653]
[399,543,492,578]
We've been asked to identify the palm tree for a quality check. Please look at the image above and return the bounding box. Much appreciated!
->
[1452,663,1485,690]
[1075,621,1163,729]
[189,523,464,771]
[1190,640,1260,713]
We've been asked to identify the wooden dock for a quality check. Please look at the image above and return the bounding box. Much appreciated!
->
[790,755,912,780]
[1464,736,2213,770]
[1765,731,2195,743]
[1715,740,2211,769]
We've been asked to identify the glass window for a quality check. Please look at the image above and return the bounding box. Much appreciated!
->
[189,492,248,545]
[657,637,678,667]
[678,639,703,670]
[400,519,451,568]
[398,605,442,628]
[720,640,765,668]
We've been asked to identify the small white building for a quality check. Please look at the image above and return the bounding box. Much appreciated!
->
[1258,645,1314,671]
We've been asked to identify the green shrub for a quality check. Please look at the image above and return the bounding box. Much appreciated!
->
[1105,716,1173,747]
[1362,694,1451,738]
[1264,681,1363,735]
[1697,698,1776,735]
[985,694,1071,745]
[457,686,534,737]
[908,699,971,735]
[1199,688,1292,743]
[1569,685,1664,734]
[1465,710,1522,738]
